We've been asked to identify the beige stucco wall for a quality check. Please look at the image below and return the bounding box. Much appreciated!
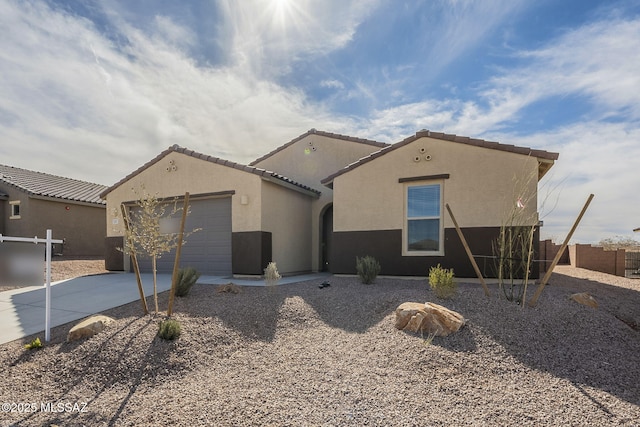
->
[105,151,264,238]
[333,136,540,232]
[253,133,385,271]
[261,180,312,274]
[29,199,106,256]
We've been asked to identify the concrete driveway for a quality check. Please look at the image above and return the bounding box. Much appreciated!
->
[0,272,330,345]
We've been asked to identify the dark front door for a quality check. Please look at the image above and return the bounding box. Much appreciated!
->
[321,205,333,272]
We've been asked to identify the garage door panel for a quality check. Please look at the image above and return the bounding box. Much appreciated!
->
[136,197,232,275]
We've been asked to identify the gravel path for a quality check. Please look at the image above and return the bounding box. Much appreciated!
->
[1,266,639,426]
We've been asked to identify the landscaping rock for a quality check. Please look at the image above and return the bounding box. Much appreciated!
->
[67,315,115,342]
[216,283,241,294]
[570,292,598,309]
[395,302,465,336]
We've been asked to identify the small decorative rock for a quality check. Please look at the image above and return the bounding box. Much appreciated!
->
[395,302,465,336]
[216,283,241,294]
[570,292,598,309]
[67,315,115,342]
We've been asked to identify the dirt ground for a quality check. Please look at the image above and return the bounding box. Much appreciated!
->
[0,257,107,292]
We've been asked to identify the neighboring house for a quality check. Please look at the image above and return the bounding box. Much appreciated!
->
[0,165,107,257]
[101,129,558,277]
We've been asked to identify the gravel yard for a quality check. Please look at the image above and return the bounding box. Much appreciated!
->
[0,264,639,426]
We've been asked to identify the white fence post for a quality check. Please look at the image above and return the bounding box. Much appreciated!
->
[45,229,53,342]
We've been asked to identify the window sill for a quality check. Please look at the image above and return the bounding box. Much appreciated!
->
[402,251,444,257]
[9,215,21,220]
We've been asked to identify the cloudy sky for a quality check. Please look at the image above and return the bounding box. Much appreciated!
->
[1,0,639,243]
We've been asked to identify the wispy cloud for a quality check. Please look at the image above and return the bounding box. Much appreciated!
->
[364,15,640,137]
[215,0,377,77]
[0,0,364,184]
[483,17,640,121]
[421,0,530,79]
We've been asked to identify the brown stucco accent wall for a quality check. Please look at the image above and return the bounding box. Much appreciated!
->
[331,227,540,278]
[232,231,272,275]
[105,236,124,270]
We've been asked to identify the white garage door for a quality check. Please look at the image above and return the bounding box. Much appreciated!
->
[136,197,232,275]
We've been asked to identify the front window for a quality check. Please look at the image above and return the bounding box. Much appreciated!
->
[9,201,20,219]
[405,184,442,254]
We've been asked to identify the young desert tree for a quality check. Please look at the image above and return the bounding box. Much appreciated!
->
[121,187,195,314]
[492,164,541,305]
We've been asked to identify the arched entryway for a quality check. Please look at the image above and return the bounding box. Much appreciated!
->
[320,204,333,272]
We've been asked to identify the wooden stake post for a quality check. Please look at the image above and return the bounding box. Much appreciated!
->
[528,194,594,307]
[445,204,491,297]
[120,204,149,315]
[167,192,189,316]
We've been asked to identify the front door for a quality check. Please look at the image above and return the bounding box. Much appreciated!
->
[321,205,333,272]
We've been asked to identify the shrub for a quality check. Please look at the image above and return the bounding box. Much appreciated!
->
[264,261,281,287]
[356,255,381,284]
[24,337,42,350]
[158,319,181,340]
[429,264,457,299]
[175,267,201,297]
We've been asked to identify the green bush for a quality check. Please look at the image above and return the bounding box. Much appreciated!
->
[429,264,457,299]
[175,267,201,297]
[24,337,42,350]
[356,255,381,284]
[158,319,182,340]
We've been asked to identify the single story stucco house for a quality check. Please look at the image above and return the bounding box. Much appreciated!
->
[101,129,558,277]
[0,164,107,257]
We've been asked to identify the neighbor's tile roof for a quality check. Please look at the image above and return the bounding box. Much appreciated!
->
[0,164,107,205]
[321,129,560,186]
[100,145,322,199]
[249,128,389,166]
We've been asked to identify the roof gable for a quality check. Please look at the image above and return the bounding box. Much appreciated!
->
[100,145,321,199]
[0,164,107,205]
[321,130,560,186]
[249,129,388,166]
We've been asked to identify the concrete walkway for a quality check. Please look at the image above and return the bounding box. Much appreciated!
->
[0,272,330,345]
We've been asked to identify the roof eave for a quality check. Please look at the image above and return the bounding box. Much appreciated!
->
[30,194,106,207]
[101,145,320,199]
[319,130,560,183]
[261,175,321,198]
[537,158,556,181]
[249,129,388,166]
[100,146,178,199]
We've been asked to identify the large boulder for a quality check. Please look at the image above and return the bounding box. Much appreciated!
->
[67,315,115,342]
[395,302,465,336]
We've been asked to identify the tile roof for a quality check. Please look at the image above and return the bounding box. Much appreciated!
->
[321,129,560,186]
[0,164,107,205]
[100,145,322,199]
[249,128,389,166]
